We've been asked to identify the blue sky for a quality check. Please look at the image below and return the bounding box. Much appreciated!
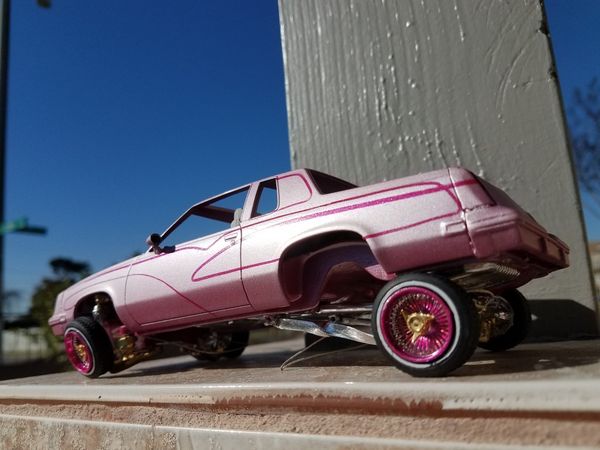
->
[4,1,290,313]
[3,1,599,314]
[545,0,600,241]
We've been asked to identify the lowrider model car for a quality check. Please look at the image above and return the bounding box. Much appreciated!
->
[49,168,569,377]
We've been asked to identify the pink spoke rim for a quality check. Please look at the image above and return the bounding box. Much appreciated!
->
[64,330,93,374]
[379,286,454,363]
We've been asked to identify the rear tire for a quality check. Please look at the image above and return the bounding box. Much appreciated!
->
[64,316,113,378]
[478,289,531,352]
[372,273,479,377]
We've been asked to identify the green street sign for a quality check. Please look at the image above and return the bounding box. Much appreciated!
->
[0,217,47,235]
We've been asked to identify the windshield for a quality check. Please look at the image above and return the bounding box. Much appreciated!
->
[159,186,249,247]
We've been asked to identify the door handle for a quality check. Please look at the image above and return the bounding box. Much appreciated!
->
[224,235,237,244]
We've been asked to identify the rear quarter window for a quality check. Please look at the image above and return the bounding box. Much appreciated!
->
[308,170,357,194]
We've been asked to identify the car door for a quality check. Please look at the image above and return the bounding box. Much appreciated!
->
[124,189,251,328]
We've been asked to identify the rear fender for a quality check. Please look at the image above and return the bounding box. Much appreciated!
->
[280,241,394,310]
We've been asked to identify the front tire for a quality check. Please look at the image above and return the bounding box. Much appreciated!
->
[223,330,250,359]
[64,316,114,378]
[192,330,250,361]
[372,273,479,377]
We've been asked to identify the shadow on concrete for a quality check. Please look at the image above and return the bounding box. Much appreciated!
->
[105,349,303,380]
[455,339,600,377]
[105,360,201,379]
[272,341,600,377]
[105,338,599,381]
[529,299,599,340]
[0,358,66,381]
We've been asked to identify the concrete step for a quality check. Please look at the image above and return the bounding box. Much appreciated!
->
[6,413,591,450]
[2,338,600,448]
[1,379,600,417]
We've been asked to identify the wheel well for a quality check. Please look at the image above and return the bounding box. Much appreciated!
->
[282,231,364,259]
[279,231,373,300]
[74,293,112,318]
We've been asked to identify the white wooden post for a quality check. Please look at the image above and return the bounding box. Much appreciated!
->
[278,0,598,338]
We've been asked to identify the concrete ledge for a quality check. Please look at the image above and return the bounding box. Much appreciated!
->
[1,413,595,450]
[3,339,600,447]
[1,380,600,417]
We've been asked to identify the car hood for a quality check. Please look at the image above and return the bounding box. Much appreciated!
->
[59,253,142,300]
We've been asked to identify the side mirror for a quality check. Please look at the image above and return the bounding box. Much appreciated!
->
[146,233,162,247]
[146,233,163,254]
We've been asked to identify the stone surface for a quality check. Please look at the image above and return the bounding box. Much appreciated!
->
[3,338,600,386]
[6,414,589,450]
[278,0,597,337]
[2,339,600,448]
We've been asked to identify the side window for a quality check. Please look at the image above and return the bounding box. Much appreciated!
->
[161,214,221,247]
[252,179,278,217]
[211,188,249,212]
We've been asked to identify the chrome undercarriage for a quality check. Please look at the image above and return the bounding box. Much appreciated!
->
[272,261,520,346]
[93,261,520,371]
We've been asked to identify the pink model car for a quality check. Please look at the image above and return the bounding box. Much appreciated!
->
[49,168,569,377]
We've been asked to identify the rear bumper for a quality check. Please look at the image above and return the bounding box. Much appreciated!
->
[465,206,569,270]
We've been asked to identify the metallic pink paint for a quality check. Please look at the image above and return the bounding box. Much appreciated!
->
[49,167,569,354]
[276,173,313,210]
